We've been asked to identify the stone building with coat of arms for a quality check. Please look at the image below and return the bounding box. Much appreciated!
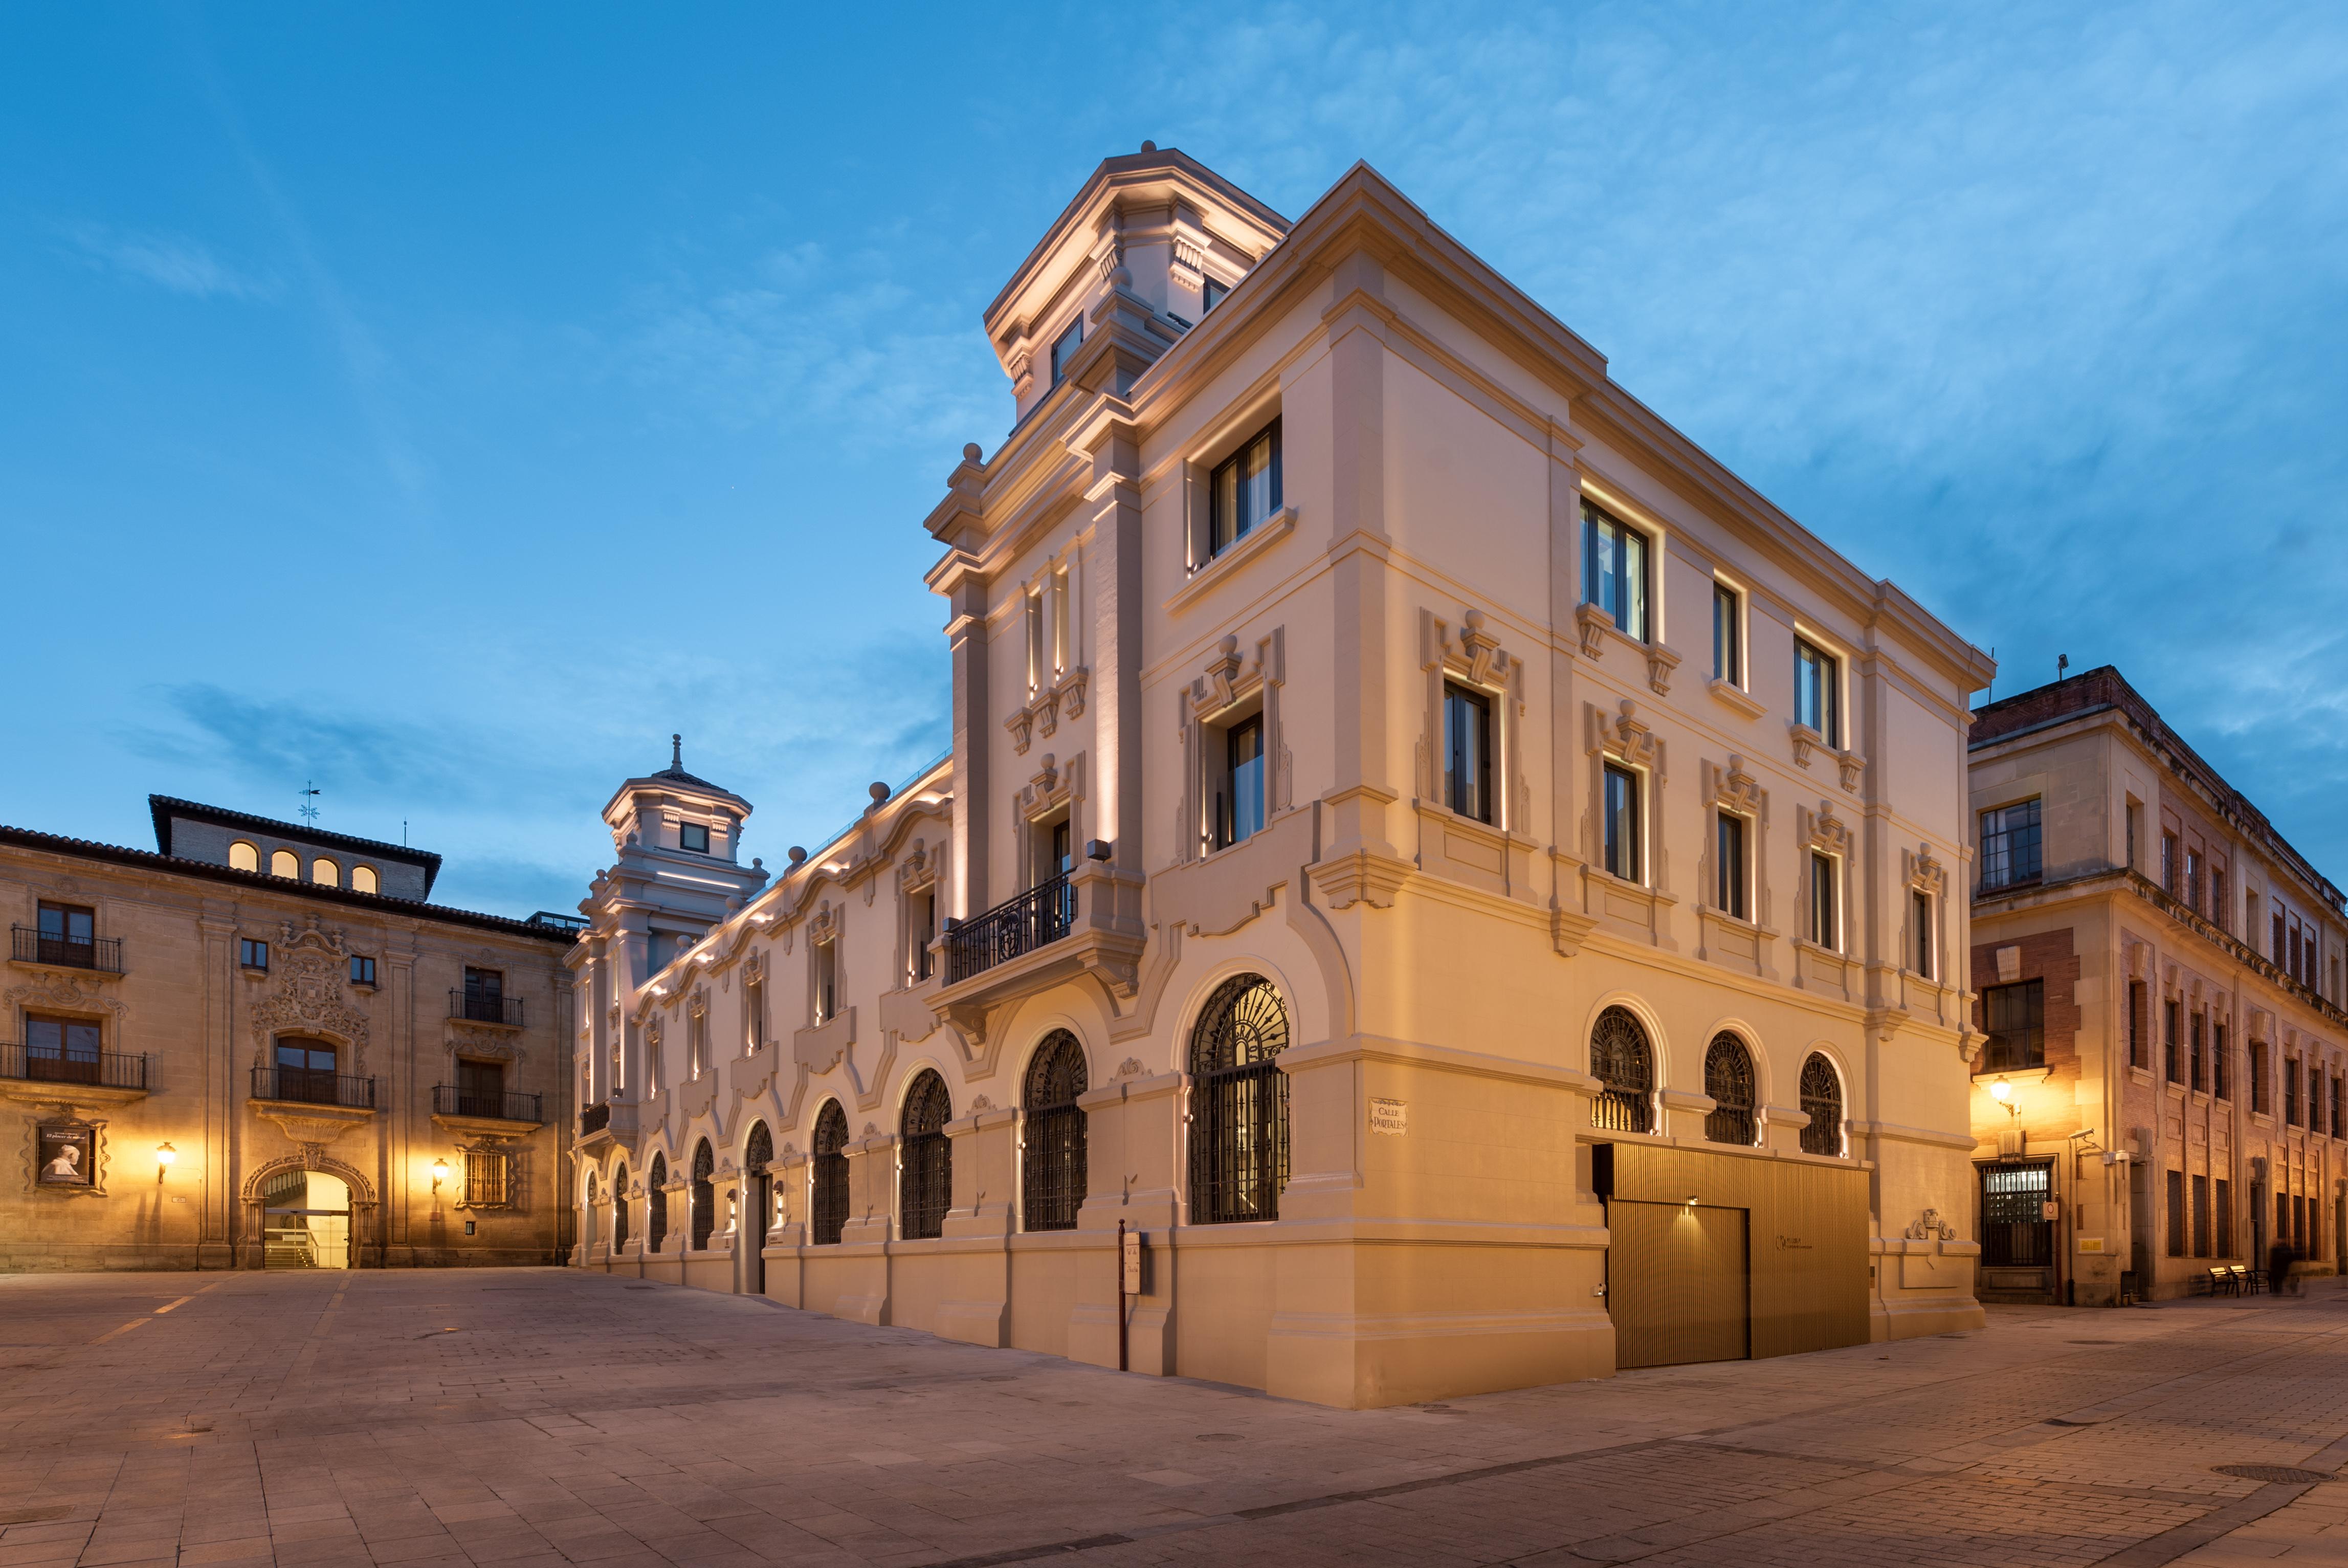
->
[0,795,578,1270]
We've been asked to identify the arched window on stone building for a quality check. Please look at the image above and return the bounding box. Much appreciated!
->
[1188,975,1291,1224]
[646,1153,668,1253]
[690,1139,715,1250]
[1590,1007,1655,1133]
[1022,1032,1089,1231]
[812,1101,849,1246]
[1703,1033,1757,1146]
[900,1071,953,1240]
[1800,1053,1845,1157]
[612,1163,630,1251]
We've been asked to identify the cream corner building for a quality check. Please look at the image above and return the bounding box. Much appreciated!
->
[570,147,1997,1407]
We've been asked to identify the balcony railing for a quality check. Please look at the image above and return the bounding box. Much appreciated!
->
[580,1101,612,1136]
[250,1066,376,1109]
[945,873,1077,984]
[449,991,524,1026]
[11,927,124,974]
[432,1084,542,1122]
[1,1042,147,1091]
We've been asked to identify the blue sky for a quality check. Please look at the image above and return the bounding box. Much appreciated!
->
[6,3,2345,916]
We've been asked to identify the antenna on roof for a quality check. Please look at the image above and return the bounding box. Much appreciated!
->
[672,733,683,770]
[2058,653,2069,682]
[298,781,321,827]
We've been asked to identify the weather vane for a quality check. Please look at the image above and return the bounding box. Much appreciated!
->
[298,781,321,827]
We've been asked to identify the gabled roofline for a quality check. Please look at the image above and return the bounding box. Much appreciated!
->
[148,794,442,896]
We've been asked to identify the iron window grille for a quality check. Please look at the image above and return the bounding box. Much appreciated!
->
[1589,1006,1654,1134]
[1799,1053,1844,1156]
[945,873,1077,983]
[690,1140,715,1251]
[432,1084,541,1122]
[1980,1162,2054,1267]
[3,1040,146,1091]
[463,1150,507,1209]
[613,1164,631,1250]
[1581,500,1650,642]
[812,1102,850,1245]
[899,1070,952,1240]
[450,988,523,1027]
[1980,981,2045,1073]
[1187,974,1291,1225]
[647,1154,669,1253]
[1022,1031,1089,1232]
[15,923,122,974]
[1703,1033,1758,1145]
[1978,800,2043,891]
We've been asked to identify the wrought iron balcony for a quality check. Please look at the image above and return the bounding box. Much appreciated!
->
[250,1066,376,1109]
[944,873,1078,983]
[449,990,525,1026]
[11,926,123,974]
[581,1101,612,1135]
[1,1042,147,1091]
[432,1085,542,1122]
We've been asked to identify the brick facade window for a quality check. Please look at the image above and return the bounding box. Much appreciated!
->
[2128,981,2147,1070]
[1981,980,2044,1072]
[1979,800,2042,891]
[2164,1000,2181,1085]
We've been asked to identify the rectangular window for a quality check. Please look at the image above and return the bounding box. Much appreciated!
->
[1712,581,1741,686]
[25,1013,102,1080]
[2211,868,2227,932]
[2125,800,2141,871]
[457,1057,504,1111]
[35,902,95,965]
[1794,637,1840,746]
[909,891,935,984]
[1207,419,1281,559]
[2254,1043,2270,1115]
[1716,813,1747,920]
[2214,1023,2230,1100]
[1912,890,1933,977]
[2128,980,2147,1070]
[2166,1169,2185,1257]
[2161,834,2178,896]
[1215,714,1268,848]
[2274,902,2287,967]
[1810,852,1838,949]
[240,938,269,971]
[679,822,710,854]
[1982,980,2045,1071]
[746,982,765,1051]
[2164,1000,2181,1084]
[2192,1173,2211,1258]
[2190,1012,2206,1092]
[349,955,376,986]
[1443,683,1492,824]
[1202,276,1228,313]
[1581,502,1650,643]
[1050,565,1070,675]
[814,941,837,1025]
[1602,763,1641,883]
[2334,1075,2344,1140]
[1979,800,2043,891]
[2218,1178,2234,1257]
[2286,1057,2301,1124]
[1025,587,1044,692]
[2184,849,2202,913]
[1049,317,1082,386]
[463,1150,509,1208]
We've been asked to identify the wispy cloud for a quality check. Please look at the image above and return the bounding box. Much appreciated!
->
[63,222,279,300]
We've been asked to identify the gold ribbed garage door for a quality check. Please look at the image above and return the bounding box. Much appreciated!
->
[1607,1200,1749,1368]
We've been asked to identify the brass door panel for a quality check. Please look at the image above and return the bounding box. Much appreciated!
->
[1609,1200,1749,1369]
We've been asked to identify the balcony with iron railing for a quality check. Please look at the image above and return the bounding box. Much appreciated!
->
[581,1100,611,1135]
[250,1066,376,1110]
[432,1085,542,1123]
[945,873,1076,984]
[1,1042,147,1092]
[11,927,124,974]
[448,991,525,1027]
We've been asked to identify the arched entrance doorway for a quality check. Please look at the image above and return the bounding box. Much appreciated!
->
[262,1168,352,1268]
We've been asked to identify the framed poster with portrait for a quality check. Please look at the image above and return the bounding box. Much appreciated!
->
[37,1123,97,1188]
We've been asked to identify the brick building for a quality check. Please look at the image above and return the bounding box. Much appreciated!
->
[1968,667,2347,1304]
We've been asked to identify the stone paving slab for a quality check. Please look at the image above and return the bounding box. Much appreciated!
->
[3,1270,2347,1566]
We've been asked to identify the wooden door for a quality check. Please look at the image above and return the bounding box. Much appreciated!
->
[1609,1200,1749,1370]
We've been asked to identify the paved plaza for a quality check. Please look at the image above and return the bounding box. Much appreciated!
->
[3,1271,2347,1568]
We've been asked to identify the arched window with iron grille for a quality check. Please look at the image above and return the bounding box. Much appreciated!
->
[1022,1032,1088,1231]
[1799,1053,1845,1156]
[744,1121,774,1293]
[811,1101,849,1245]
[899,1070,953,1240]
[1188,974,1291,1224]
[1590,1006,1655,1133]
[612,1163,631,1251]
[1703,1033,1758,1145]
[646,1153,668,1253]
[689,1139,715,1250]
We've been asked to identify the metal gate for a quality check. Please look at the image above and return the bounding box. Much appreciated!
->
[1607,1200,1750,1370]
[1979,1160,2055,1300]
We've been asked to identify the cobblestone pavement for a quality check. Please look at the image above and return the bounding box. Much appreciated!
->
[4,1271,2347,1568]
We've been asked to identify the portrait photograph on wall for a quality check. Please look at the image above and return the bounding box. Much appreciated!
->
[36,1124,97,1188]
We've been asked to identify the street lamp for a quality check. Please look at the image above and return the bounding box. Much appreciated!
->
[155,1142,176,1183]
[431,1158,450,1194]
[1989,1078,2020,1118]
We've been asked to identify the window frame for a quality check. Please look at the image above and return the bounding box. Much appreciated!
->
[1212,709,1268,850]
[311,857,340,888]
[678,822,711,855]
[269,849,299,879]
[229,840,260,872]
[1602,762,1643,884]
[1580,500,1651,644]
[1979,799,2044,892]
[239,938,270,972]
[1980,979,2046,1072]
[349,954,376,987]
[1809,850,1840,951]
[1711,578,1744,688]
[1442,681,1494,825]
[1715,811,1748,921]
[1206,417,1282,561]
[1049,316,1082,386]
[1793,635,1841,746]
